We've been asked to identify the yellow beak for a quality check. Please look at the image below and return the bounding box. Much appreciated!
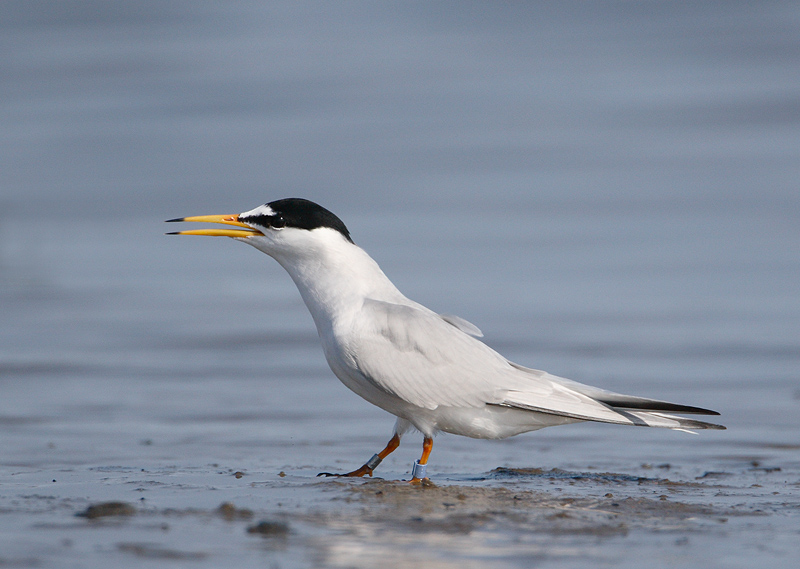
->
[165,214,264,237]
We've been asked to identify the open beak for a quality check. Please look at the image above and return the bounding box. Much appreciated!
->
[165,214,264,238]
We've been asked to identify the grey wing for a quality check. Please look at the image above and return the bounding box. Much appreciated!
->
[346,300,507,409]
[346,300,725,430]
[346,300,641,424]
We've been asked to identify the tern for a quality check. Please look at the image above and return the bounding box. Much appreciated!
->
[167,198,724,482]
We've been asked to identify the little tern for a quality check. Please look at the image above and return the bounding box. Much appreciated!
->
[167,198,724,482]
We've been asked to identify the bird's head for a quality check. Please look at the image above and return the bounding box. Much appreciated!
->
[167,198,353,258]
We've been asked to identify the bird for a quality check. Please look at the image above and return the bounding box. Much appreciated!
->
[167,198,724,482]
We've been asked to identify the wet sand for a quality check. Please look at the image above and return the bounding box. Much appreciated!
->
[1,438,797,568]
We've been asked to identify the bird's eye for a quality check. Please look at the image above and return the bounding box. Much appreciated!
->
[271,216,286,229]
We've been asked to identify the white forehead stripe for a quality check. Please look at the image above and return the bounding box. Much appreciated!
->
[241,204,275,217]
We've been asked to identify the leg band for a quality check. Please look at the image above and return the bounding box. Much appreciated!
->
[411,460,427,479]
[365,453,382,470]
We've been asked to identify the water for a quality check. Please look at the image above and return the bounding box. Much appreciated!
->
[1,2,799,567]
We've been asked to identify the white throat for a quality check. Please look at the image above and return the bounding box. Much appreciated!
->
[244,228,406,335]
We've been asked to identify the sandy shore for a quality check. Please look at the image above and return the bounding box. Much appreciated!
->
[2,459,796,568]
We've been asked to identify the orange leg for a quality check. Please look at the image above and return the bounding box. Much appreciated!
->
[410,436,433,483]
[318,433,401,478]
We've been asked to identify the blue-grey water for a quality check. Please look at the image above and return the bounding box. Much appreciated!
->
[1,2,799,568]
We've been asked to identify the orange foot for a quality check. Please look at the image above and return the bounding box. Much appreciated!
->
[317,464,373,478]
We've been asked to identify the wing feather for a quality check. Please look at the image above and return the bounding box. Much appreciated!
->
[348,300,637,423]
[505,362,725,429]
[343,299,724,430]
[347,300,510,409]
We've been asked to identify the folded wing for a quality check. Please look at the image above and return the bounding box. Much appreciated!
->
[347,300,724,430]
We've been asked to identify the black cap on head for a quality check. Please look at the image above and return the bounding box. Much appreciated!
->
[240,198,353,243]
